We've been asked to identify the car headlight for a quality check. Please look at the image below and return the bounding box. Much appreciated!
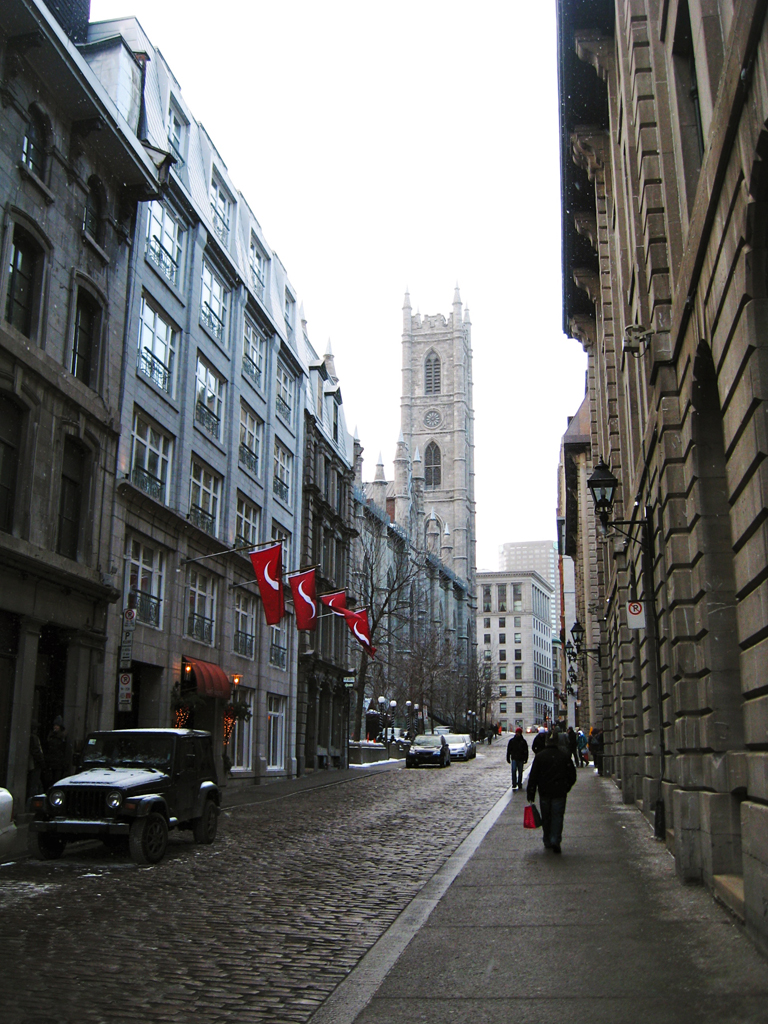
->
[49,789,64,809]
[106,791,123,810]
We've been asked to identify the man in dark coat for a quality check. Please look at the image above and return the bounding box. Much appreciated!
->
[567,726,580,767]
[531,728,548,754]
[589,728,605,776]
[506,727,529,790]
[526,729,577,854]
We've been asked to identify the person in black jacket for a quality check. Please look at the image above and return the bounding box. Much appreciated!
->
[531,728,548,754]
[506,727,529,790]
[526,729,577,854]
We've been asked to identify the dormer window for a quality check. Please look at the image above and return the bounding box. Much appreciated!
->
[167,102,186,166]
[210,176,231,244]
[249,235,266,298]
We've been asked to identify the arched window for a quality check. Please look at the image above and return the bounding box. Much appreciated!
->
[5,224,44,339]
[425,441,441,489]
[425,351,441,395]
[22,108,47,178]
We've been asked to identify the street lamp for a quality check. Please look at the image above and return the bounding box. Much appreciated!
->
[586,459,619,526]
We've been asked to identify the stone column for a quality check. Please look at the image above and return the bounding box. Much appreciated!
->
[6,618,43,804]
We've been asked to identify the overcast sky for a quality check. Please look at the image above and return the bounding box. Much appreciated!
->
[90,0,588,571]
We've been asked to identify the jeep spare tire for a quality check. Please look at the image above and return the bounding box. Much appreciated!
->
[129,812,168,865]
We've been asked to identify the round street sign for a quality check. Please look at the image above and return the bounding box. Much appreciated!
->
[123,607,137,630]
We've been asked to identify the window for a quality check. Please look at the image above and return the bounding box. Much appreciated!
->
[514,616,521,627]
[239,404,262,475]
[125,537,164,628]
[189,459,221,536]
[271,523,292,572]
[57,439,85,559]
[186,568,215,644]
[499,686,507,698]
[499,617,506,628]
[499,650,506,662]
[276,362,294,424]
[201,262,228,341]
[514,666,522,680]
[234,591,256,658]
[5,225,43,339]
[242,316,265,389]
[230,686,254,770]
[249,235,266,298]
[482,586,491,613]
[484,633,491,645]
[145,201,182,286]
[267,693,286,767]
[22,108,47,179]
[425,442,441,489]
[499,702,507,714]
[209,176,231,244]
[514,632,522,644]
[83,177,104,245]
[513,584,523,612]
[269,625,287,670]
[499,633,506,644]
[131,411,172,503]
[195,356,224,440]
[71,291,100,387]
[515,702,523,714]
[515,650,522,661]
[515,686,523,697]
[167,103,186,165]
[273,441,292,503]
[483,617,490,629]
[284,291,295,337]
[138,297,177,395]
[498,584,507,612]
[425,351,441,394]
[332,402,339,443]
[0,396,22,533]
[236,496,260,548]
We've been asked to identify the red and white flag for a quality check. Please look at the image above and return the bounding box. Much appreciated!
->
[249,543,285,626]
[345,608,376,659]
[320,590,348,616]
[288,569,317,631]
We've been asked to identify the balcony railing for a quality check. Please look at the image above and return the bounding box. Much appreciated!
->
[242,352,262,388]
[234,631,255,658]
[131,465,164,502]
[210,207,229,244]
[273,475,289,502]
[200,303,224,341]
[187,613,213,644]
[189,503,216,536]
[135,590,161,627]
[275,394,291,422]
[239,443,259,475]
[269,643,287,669]
[146,235,179,286]
[138,348,171,393]
[196,401,220,438]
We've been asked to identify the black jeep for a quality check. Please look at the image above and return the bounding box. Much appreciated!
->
[28,729,220,865]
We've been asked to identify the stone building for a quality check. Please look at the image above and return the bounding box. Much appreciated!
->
[477,571,554,734]
[295,340,355,772]
[558,0,768,952]
[83,15,307,787]
[0,0,162,804]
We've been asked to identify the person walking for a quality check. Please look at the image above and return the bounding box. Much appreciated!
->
[506,727,529,790]
[577,729,589,767]
[526,728,577,854]
[531,727,548,754]
[589,727,605,776]
[44,717,72,788]
[567,726,580,768]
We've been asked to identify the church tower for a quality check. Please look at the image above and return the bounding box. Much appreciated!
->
[400,287,476,595]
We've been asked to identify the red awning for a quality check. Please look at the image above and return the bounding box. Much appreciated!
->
[185,657,231,700]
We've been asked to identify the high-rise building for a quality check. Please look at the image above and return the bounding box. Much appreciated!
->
[498,540,559,635]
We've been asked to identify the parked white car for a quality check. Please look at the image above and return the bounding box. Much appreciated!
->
[0,788,16,860]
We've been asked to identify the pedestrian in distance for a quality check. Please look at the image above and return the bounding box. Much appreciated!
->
[531,727,548,754]
[506,727,529,790]
[526,728,577,854]
[43,716,72,788]
[567,726,580,768]
[577,729,589,767]
[589,727,605,776]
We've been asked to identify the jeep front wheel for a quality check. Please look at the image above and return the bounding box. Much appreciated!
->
[193,800,218,845]
[129,812,168,865]
[34,832,65,860]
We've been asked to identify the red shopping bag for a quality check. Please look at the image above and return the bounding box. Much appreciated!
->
[524,803,542,829]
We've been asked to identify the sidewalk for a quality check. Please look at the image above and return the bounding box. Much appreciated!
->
[309,763,768,1024]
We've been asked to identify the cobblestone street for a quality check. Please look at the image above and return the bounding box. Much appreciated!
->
[1,745,510,1024]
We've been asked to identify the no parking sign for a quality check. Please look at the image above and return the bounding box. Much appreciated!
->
[627,600,646,629]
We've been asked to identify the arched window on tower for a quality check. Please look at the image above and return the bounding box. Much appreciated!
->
[425,441,441,489]
[424,351,441,395]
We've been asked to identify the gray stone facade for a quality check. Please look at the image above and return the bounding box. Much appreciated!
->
[0,0,160,804]
[558,0,768,953]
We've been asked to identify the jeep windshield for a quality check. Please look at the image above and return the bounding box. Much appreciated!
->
[81,733,174,771]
